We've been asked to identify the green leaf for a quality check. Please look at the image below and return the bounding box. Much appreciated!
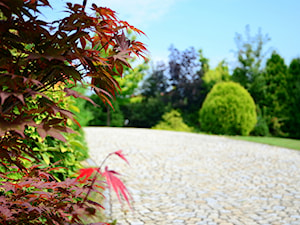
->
[41,153,51,165]
[60,146,69,153]
[69,104,80,113]
[69,140,85,149]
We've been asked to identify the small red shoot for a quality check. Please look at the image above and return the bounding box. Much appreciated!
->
[111,150,129,165]
[76,167,98,183]
[102,166,132,207]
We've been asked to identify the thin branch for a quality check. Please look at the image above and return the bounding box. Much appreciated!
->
[82,152,113,204]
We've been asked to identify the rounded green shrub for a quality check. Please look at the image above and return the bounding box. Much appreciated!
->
[199,82,257,136]
[153,110,193,132]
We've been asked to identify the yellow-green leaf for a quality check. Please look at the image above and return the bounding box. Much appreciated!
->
[42,153,50,165]
[61,146,69,153]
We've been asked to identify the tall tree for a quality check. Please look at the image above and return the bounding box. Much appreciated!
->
[232,25,270,105]
[85,29,149,126]
[286,58,300,138]
[116,62,149,103]
[202,60,231,91]
[168,45,204,111]
[262,51,289,136]
[85,61,148,127]
[142,61,168,98]
[115,30,149,104]
[198,49,210,77]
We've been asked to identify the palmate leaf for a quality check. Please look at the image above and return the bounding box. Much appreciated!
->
[102,167,132,207]
[0,164,109,224]
[92,5,118,21]
[0,117,35,137]
[120,20,146,36]
[76,150,131,206]
[115,32,131,52]
[76,167,98,183]
[64,88,98,107]
[111,150,129,165]
[77,168,131,207]
[36,125,75,142]
[0,91,25,105]
[112,50,132,68]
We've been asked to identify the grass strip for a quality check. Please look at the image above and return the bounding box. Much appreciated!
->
[229,136,300,151]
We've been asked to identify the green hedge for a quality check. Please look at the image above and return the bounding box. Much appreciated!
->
[23,86,89,181]
[199,82,257,136]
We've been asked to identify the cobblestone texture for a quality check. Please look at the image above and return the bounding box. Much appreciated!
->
[83,127,300,225]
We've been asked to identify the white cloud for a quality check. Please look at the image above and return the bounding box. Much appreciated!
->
[98,0,179,27]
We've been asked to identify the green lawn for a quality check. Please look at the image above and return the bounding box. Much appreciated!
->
[228,136,300,151]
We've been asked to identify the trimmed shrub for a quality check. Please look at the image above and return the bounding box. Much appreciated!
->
[199,82,257,136]
[153,110,193,132]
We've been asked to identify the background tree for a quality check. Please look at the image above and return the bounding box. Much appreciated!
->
[262,51,289,136]
[198,49,210,77]
[122,97,170,128]
[141,61,168,98]
[168,45,206,127]
[168,45,202,108]
[116,61,149,104]
[202,60,231,91]
[232,25,270,106]
[85,94,124,127]
[84,60,149,126]
[285,58,300,138]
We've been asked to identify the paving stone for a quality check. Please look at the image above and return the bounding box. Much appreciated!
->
[84,127,300,224]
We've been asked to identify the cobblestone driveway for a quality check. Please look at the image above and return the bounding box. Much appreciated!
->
[84,127,300,225]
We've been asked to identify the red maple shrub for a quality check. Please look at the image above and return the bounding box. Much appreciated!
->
[0,164,105,224]
[0,0,147,224]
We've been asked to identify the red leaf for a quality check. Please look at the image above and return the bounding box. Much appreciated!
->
[0,91,11,105]
[102,167,131,206]
[76,168,97,183]
[48,118,64,125]
[112,51,132,67]
[0,117,35,137]
[120,20,146,36]
[111,150,129,165]
[46,128,66,142]
[64,88,98,107]
[36,127,47,139]
[89,223,110,225]
[79,36,86,49]
[73,118,82,128]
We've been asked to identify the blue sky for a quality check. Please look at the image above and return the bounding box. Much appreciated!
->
[43,0,300,68]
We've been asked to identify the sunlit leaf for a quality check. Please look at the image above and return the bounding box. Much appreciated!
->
[76,167,97,183]
[102,167,131,207]
[111,150,129,165]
